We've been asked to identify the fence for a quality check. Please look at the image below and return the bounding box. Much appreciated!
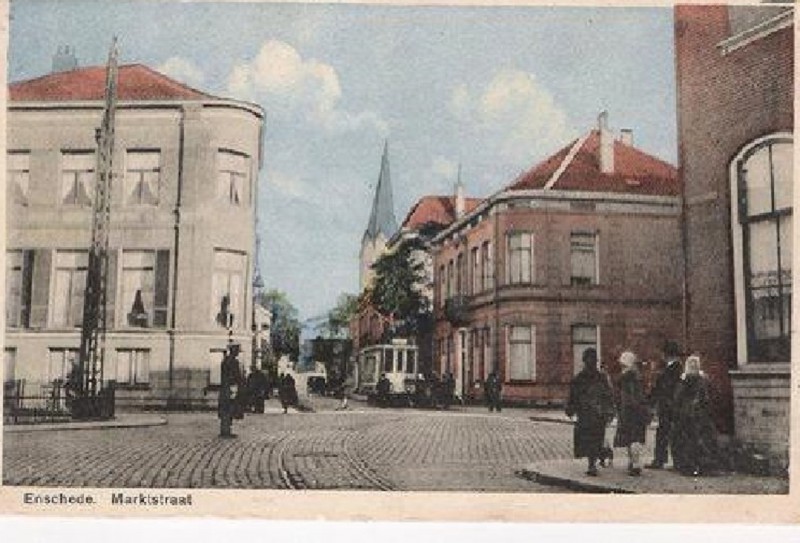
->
[3,379,72,425]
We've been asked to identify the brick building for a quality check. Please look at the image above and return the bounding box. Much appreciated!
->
[431,113,683,405]
[5,61,264,409]
[675,5,793,469]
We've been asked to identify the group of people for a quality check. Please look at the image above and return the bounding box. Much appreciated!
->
[566,341,720,477]
[217,343,300,438]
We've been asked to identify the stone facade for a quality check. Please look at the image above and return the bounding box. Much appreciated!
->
[5,64,264,409]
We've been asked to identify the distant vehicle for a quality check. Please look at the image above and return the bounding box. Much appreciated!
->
[306,376,326,395]
[356,340,419,406]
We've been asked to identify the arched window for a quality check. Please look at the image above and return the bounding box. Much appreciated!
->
[731,134,793,364]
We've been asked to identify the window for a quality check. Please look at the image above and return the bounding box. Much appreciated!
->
[570,232,598,285]
[121,251,155,327]
[481,241,493,290]
[4,348,16,384]
[61,151,94,206]
[456,253,464,295]
[438,265,445,307]
[384,348,394,373]
[406,350,416,374]
[124,150,160,205]
[507,325,535,381]
[6,250,32,328]
[446,260,454,299]
[8,151,30,206]
[483,327,492,379]
[48,348,79,383]
[572,325,599,375]
[115,349,150,385]
[471,247,481,294]
[211,250,247,329]
[51,251,88,328]
[470,329,480,383]
[732,136,792,363]
[217,150,249,206]
[507,232,533,284]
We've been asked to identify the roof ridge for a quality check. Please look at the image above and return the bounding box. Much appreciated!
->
[543,131,591,190]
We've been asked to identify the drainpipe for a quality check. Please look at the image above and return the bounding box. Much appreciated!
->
[168,105,187,406]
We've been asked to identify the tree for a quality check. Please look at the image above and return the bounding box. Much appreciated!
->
[257,289,301,361]
[369,237,431,338]
[325,292,360,338]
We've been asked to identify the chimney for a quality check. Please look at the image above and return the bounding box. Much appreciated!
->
[620,128,634,146]
[52,45,78,73]
[455,164,465,219]
[598,111,614,174]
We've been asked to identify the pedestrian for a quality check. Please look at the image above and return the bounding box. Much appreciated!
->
[376,373,391,407]
[646,340,683,469]
[218,343,244,438]
[670,355,721,476]
[335,380,350,411]
[566,348,616,476]
[278,372,297,414]
[246,366,269,414]
[484,371,503,412]
[613,350,650,476]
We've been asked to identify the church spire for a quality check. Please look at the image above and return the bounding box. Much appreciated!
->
[364,140,397,241]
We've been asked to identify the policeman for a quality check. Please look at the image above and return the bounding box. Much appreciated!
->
[218,343,243,438]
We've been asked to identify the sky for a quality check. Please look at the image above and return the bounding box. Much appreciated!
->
[8,1,677,319]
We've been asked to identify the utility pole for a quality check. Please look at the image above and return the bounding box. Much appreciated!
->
[74,37,119,419]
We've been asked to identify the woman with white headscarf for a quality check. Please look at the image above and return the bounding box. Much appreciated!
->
[613,351,650,476]
[670,355,720,476]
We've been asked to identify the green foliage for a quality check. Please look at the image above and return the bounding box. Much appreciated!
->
[256,289,301,361]
[326,292,359,338]
[369,238,431,337]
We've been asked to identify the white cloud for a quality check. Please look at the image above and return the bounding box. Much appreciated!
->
[448,69,575,164]
[227,40,386,134]
[156,56,205,89]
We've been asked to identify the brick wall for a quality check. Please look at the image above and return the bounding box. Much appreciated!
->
[675,5,793,447]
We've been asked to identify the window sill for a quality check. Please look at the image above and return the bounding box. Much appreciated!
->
[505,380,537,385]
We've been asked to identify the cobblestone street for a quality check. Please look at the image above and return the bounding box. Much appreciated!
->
[3,402,573,492]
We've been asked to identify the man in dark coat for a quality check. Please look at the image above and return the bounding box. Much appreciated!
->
[279,372,297,414]
[484,371,503,412]
[566,348,615,476]
[376,373,391,407]
[646,340,683,469]
[218,343,244,438]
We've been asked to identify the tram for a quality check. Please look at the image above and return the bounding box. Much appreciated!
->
[355,340,419,401]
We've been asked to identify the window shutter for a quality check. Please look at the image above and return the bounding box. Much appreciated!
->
[21,250,34,328]
[530,325,537,381]
[505,235,510,285]
[105,249,117,329]
[29,249,52,328]
[529,233,535,283]
[154,249,170,327]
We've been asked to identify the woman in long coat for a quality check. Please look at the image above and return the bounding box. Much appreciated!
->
[670,355,720,476]
[566,348,615,476]
[613,351,650,476]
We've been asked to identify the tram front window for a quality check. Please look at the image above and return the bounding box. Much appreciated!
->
[384,349,394,373]
[407,350,416,374]
[396,350,405,373]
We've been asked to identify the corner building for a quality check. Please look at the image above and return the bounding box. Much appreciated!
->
[5,64,264,409]
[431,114,683,405]
[675,5,793,469]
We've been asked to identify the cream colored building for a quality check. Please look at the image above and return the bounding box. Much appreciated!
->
[5,63,264,409]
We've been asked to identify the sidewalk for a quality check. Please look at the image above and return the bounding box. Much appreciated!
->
[4,413,167,433]
[518,459,789,494]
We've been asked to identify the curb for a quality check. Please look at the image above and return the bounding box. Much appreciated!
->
[4,415,168,433]
[517,466,634,494]
[529,416,574,425]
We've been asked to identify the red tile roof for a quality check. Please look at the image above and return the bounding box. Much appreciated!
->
[402,195,482,230]
[507,130,678,196]
[9,64,214,102]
